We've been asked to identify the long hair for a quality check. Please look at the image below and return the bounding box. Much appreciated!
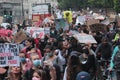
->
[66,54,82,80]
[5,66,22,80]
[34,69,47,80]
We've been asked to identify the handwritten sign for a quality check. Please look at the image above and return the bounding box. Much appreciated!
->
[89,23,107,33]
[26,27,45,39]
[14,30,27,43]
[0,43,20,67]
[86,19,99,26]
[73,34,97,44]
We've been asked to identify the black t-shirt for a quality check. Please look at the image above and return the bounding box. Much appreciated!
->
[0,67,8,80]
[0,71,7,80]
[24,68,35,80]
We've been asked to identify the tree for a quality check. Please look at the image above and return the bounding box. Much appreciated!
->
[57,0,114,10]
[114,0,120,14]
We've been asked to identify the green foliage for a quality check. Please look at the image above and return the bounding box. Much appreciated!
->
[57,0,114,10]
[114,0,120,13]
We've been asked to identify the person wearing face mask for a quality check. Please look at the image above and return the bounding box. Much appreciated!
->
[95,37,113,60]
[19,52,32,74]
[23,53,42,80]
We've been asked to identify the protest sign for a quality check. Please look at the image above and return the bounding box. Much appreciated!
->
[76,16,86,25]
[101,19,110,25]
[0,43,20,67]
[86,19,99,26]
[44,27,50,34]
[69,30,80,35]
[0,16,3,24]
[73,33,97,44]
[26,27,45,39]
[89,23,107,33]
[55,18,69,30]
[14,30,27,43]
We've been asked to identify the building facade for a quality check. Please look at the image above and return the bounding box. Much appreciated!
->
[0,0,58,23]
[0,0,23,23]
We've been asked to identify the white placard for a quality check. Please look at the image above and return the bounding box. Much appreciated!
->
[0,43,20,67]
[73,34,97,44]
[26,27,45,39]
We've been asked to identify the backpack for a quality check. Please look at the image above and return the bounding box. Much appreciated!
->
[114,46,120,70]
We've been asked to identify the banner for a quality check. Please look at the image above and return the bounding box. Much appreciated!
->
[26,27,45,39]
[73,33,97,44]
[0,43,20,67]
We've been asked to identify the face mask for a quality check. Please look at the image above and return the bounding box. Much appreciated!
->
[51,30,54,34]
[32,77,40,80]
[110,27,113,31]
[20,57,26,63]
[33,60,41,67]
[47,52,53,57]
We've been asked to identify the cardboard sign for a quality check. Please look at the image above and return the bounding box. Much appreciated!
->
[14,30,27,43]
[117,17,120,27]
[73,33,97,44]
[0,43,20,67]
[69,30,80,35]
[89,23,107,33]
[0,16,3,24]
[86,19,99,26]
[101,19,110,25]
[26,27,45,39]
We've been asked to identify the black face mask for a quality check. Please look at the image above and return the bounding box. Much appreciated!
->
[83,48,89,55]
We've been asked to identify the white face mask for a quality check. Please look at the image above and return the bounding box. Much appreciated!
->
[32,77,40,80]
[110,27,113,31]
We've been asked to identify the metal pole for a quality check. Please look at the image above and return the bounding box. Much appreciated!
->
[21,0,24,18]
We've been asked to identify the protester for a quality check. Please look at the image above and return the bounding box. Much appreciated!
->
[0,67,9,80]
[109,45,120,80]
[24,53,42,80]
[95,37,113,60]
[4,66,22,80]
[21,37,42,59]
[63,52,82,80]
[32,69,47,80]
[1,8,120,80]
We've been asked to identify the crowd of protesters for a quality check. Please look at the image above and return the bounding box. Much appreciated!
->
[0,10,120,80]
